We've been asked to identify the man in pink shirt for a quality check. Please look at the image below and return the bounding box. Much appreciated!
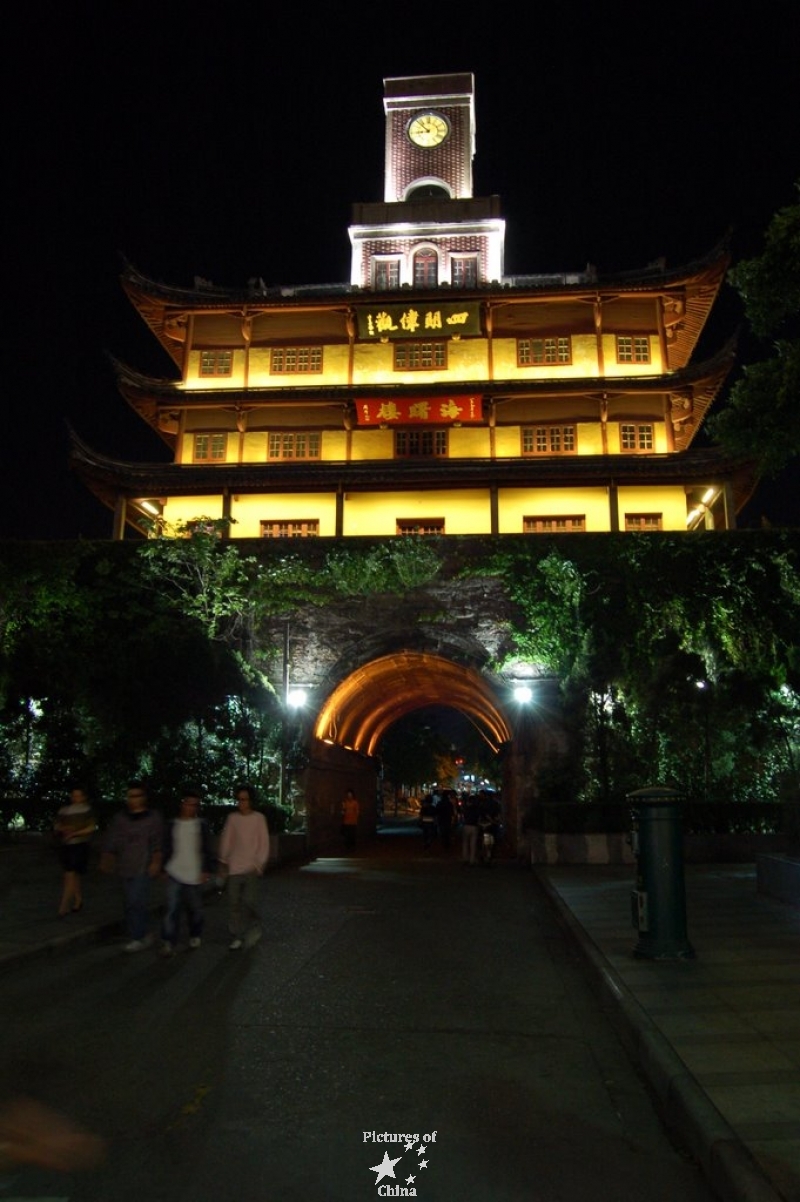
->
[217,785,270,950]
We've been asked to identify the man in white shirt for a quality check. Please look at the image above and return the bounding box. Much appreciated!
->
[160,787,216,956]
[217,785,270,950]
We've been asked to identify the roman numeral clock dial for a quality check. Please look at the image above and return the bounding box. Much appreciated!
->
[407,112,449,147]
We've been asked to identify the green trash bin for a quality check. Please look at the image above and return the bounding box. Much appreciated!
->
[628,786,694,959]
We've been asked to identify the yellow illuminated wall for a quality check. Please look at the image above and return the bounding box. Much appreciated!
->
[607,422,668,453]
[617,486,687,531]
[492,334,599,378]
[351,339,488,385]
[494,423,604,457]
[229,493,339,537]
[498,488,611,533]
[246,345,350,386]
[342,490,493,536]
[601,334,661,375]
[178,429,236,464]
[162,496,224,527]
[183,349,246,389]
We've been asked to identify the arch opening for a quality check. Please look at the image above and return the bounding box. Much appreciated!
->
[313,652,513,758]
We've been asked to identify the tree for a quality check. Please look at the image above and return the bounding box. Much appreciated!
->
[710,186,800,477]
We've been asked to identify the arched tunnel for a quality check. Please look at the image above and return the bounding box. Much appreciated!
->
[313,651,514,757]
[293,650,559,854]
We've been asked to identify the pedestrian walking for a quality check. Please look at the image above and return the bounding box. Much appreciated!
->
[217,785,269,950]
[461,794,480,865]
[100,782,164,952]
[159,787,216,956]
[340,788,360,849]
[54,784,96,916]
[419,794,437,848]
[436,790,455,849]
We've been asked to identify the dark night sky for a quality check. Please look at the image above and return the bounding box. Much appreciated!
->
[5,3,799,539]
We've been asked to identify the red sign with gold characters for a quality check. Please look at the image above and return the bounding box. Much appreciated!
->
[357,396,482,425]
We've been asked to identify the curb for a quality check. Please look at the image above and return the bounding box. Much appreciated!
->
[533,867,787,1202]
[0,917,126,971]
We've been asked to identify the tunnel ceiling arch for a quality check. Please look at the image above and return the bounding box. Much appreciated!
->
[313,652,513,757]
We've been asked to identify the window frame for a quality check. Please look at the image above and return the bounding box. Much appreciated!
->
[394,429,448,458]
[413,249,439,287]
[393,341,448,371]
[450,255,479,287]
[517,336,572,367]
[260,520,320,539]
[373,258,402,290]
[620,423,654,452]
[624,513,663,532]
[198,349,233,378]
[192,432,228,463]
[523,516,586,533]
[615,335,651,364]
[521,425,577,456]
[267,431,322,461]
[269,346,323,374]
[396,519,445,536]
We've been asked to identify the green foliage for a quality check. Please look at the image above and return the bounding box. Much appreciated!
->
[324,539,442,595]
[1,533,798,825]
[387,539,441,588]
[710,186,800,476]
[487,547,586,674]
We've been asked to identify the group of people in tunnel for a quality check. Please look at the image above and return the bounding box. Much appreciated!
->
[418,788,502,863]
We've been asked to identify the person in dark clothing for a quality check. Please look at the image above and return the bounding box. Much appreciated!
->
[461,794,481,864]
[100,782,164,952]
[419,795,437,848]
[436,791,455,849]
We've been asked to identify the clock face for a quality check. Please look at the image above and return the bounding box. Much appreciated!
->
[407,112,449,148]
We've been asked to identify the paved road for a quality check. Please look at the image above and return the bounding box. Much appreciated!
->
[0,836,715,1202]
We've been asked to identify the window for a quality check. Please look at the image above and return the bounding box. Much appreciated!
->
[270,347,323,374]
[524,516,586,533]
[268,432,321,461]
[413,249,438,287]
[260,520,319,538]
[517,337,571,366]
[620,423,654,451]
[616,335,651,364]
[394,341,447,370]
[451,256,478,287]
[625,513,662,532]
[199,350,233,377]
[396,519,445,536]
[374,259,401,290]
[193,433,227,462]
[395,430,447,458]
[522,425,576,455]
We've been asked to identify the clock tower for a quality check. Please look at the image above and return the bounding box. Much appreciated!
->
[383,73,475,202]
[349,72,505,288]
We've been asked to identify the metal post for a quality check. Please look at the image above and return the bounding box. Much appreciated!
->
[628,786,694,959]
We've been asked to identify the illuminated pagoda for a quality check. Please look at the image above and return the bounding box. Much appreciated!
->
[73,72,750,539]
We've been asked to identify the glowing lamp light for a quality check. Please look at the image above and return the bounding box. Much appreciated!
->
[287,688,307,708]
[513,685,533,703]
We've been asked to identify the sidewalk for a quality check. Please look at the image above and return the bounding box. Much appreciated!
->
[1,839,798,1201]
[538,862,799,1202]
[0,838,165,968]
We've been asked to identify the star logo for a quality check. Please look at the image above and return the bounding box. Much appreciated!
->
[369,1151,402,1184]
